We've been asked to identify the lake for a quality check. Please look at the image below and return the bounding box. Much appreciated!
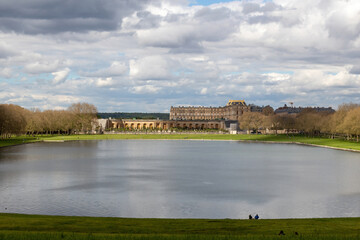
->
[0,140,359,219]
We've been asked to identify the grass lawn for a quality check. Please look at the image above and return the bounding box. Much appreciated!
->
[1,134,359,151]
[0,213,359,240]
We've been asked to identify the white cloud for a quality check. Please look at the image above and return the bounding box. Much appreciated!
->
[84,61,128,77]
[130,85,162,94]
[129,56,171,80]
[0,67,12,78]
[52,68,70,84]
[24,61,60,74]
[0,42,17,59]
[96,77,115,87]
[200,87,207,95]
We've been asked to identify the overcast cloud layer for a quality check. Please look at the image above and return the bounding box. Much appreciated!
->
[1,0,360,112]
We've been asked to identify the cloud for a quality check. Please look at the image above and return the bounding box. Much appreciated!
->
[1,0,360,112]
[0,42,17,59]
[0,0,152,34]
[52,68,70,84]
[242,2,281,14]
[136,6,238,52]
[326,1,360,41]
[95,77,115,87]
[350,65,360,75]
[0,67,12,78]
[129,56,172,80]
[122,11,162,30]
[24,61,60,74]
[200,87,208,95]
[83,61,128,77]
[130,85,162,94]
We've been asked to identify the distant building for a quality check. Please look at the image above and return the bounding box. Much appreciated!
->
[275,104,335,115]
[170,100,251,121]
[248,104,264,113]
[95,119,227,131]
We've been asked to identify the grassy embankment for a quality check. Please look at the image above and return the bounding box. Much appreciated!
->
[1,134,359,151]
[0,213,359,240]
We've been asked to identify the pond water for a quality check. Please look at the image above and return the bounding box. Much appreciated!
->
[0,140,359,219]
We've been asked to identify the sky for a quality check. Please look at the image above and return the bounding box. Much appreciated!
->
[1,0,360,112]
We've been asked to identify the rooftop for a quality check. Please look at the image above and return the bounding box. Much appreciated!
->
[226,100,246,106]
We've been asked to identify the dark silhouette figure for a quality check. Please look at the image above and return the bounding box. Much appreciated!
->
[249,214,253,219]
[254,214,259,219]
[295,232,299,235]
[278,230,285,235]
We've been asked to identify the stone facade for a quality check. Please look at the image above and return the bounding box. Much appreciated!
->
[170,100,250,121]
[275,105,335,115]
[95,100,251,132]
[112,119,225,130]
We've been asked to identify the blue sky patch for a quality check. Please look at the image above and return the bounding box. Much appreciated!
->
[189,0,237,6]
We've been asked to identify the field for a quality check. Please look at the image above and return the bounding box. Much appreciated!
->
[1,134,360,152]
[0,214,359,240]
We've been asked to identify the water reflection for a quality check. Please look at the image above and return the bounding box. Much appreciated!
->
[0,140,359,219]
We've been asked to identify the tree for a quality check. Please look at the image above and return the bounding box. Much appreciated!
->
[0,104,27,138]
[295,109,324,136]
[330,103,360,139]
[269,115,283,135]
[262,105,274,116]
[340,107,360,142]
[68,103,98,133]
[239,112,264,133]
[274,114,296,135]
[25,108,46,135]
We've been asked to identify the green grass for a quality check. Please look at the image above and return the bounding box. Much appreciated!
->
[0,136,40,147]
[0,214,359,240]
[1,134,360,151]
[1,232,359,240]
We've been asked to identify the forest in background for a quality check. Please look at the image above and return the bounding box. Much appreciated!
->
[1,103,360,142]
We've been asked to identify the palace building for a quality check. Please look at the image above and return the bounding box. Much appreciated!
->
[96,100,253,132]
[96,118,227,132]
[169,100,250,121]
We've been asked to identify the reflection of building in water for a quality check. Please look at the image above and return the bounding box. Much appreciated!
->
[170,100,251,121]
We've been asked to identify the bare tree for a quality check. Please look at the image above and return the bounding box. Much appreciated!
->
[262,105,274,116]
[239,112,264,133]
[340,107,360,142]
[68,103,98,133]
[0,104,27,138]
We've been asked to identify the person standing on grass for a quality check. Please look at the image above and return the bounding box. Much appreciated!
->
[249,214,253,219]
[254,214,259,219]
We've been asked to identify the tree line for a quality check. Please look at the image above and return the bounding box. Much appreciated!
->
[239,103,360,142]
[1,102,359,142]
[0,103,97,138]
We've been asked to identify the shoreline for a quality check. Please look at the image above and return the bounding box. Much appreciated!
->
[236,139,360,153]
[1,134,360,153]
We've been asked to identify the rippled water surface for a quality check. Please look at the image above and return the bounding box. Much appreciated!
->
[0,140,360,219]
